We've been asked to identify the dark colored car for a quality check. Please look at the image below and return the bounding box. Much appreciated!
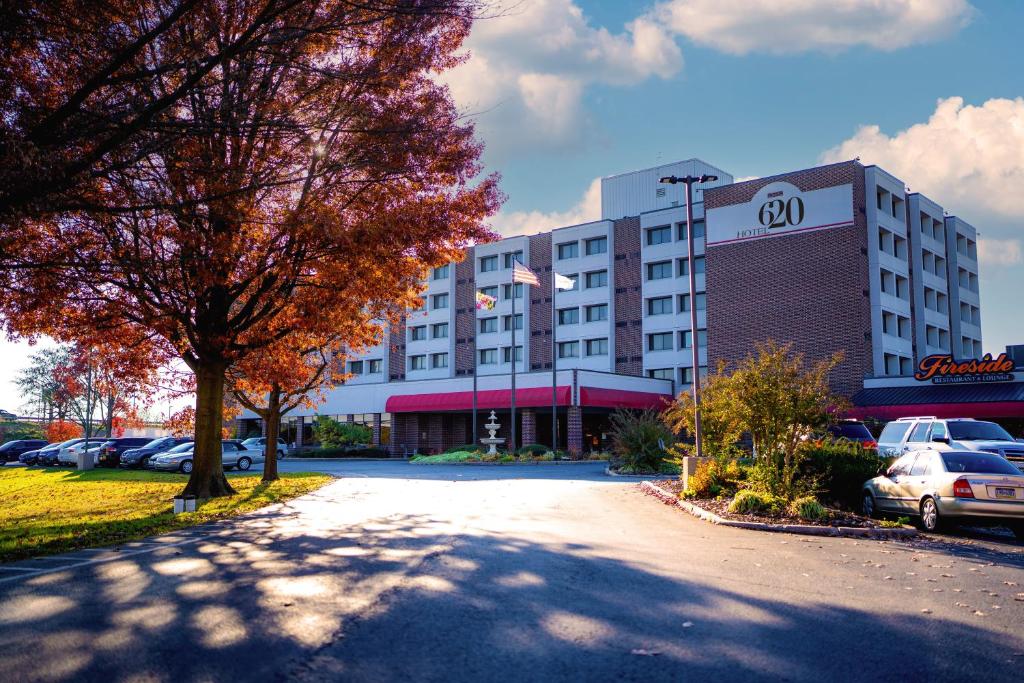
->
[826,420,877,450]
[94,437,153,467]
[23,441,67,466]
[119,436,193,469]
[0,439,49,463]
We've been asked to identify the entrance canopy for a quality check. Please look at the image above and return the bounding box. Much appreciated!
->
[849,381,1024,420]
[385,386,671,413]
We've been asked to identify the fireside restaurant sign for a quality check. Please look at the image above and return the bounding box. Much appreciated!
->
[706,181,854,246]
[914,353,1017,384]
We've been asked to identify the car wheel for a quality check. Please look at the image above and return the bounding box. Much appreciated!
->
[862,492,877,519]
[919,497,942,532]
[180,459,193,474]
[237,457,252,471]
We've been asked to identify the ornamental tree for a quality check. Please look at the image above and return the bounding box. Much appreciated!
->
[0,1,499,498]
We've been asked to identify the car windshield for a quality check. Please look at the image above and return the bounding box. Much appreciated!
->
[141,438,168,449]
[828,423,873,440]
[241,438,260,445]
[166,443,194,454]
[947,421,1015,442]
[941,452,1022,475]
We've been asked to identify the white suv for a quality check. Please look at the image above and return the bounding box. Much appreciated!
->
[877,417,1024,471]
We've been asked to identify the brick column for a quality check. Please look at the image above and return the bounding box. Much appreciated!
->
[426,414,444,454]
[372,413,382,447]
[294,416,304,448]
[521,409,536,446]
[567,406,583,458]
[260,419,267,437]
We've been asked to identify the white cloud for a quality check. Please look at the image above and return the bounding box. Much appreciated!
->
[977,238,1022,268]
[651,0,974,55]
[490,177,601,237]
[442,0,682,157]
[822,97,1024,219]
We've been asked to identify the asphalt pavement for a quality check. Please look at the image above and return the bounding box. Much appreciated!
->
[1,461,1023,682]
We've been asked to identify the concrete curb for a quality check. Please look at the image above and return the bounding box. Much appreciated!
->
[408,459,608,466]
[639,481,918,540]
[283,458,407,462]
[604,466,674,479]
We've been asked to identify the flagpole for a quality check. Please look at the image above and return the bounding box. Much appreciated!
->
[551,270,557,453]
[510,264,517,454]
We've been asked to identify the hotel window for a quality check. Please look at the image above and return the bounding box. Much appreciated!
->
[694,256,706,275]
[432,322,449,339]
[648,332,673,352]
[585,338,608,356]
[478,285,498,300]
[647,260,672,280]
[479,348,497,365]
[557,241,579,260]
[585,304,608,322]
[679,293,706,312]
[647,368,673,380]
[431,352,448,369]
[502,345,523,363]
[409,325,427,342]
[678,256,705,276]
[559,272,579,291]
[677,258,688,276]
[891,194,904,220]
[432,264,450,280]
[431,293,449,309]
[410,355,426,371]
[584,270,607,288]
[647,296,672,316]
[349,360,363,375]
[895,274,909,299]
[502,282,524,300]
[479,317,497,333]
[502,250,524,269]
[368,359,382,374]
[646,225,671,246]
[677,219,706,241]
[502,313,524,331]
[680,366,708,385]
[680,329,708,349]
[585,236,607,256]
[557,341,579,358]
[479,254,498,272]
[558,307,579,325]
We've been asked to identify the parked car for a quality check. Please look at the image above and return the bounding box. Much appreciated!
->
[90,437,153,467]
[823,420,877,450]
[862,449,1024,536]
[0,439,49,463]
[57,437,107,466]
[877,417,1024,470]
[240,437,288,459]
[28,439,82,466]
[149,441,259,473]
[120,437,193,469]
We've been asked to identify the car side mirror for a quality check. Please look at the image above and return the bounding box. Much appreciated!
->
[931,436,949,444]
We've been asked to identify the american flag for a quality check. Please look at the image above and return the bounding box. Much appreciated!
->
[512,261,539,287]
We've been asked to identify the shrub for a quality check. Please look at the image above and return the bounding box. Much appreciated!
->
[411,451,482,464]
[516,443,548,457]
[728,490,784,516]
[788,496,828,522]
[799,441,889,509]
[312,416,372,448]
[291,446,387,458]
[685,458,745,498]
[609,409,673,472]
[880,516,911,529]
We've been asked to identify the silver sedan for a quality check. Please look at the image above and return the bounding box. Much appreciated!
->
[862,449,1024,537]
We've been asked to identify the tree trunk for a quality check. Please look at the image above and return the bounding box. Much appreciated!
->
[182,360,235,498]
[105,393,115,436]
[262,389,281,483]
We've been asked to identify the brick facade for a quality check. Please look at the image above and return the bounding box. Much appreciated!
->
[521,409,536,446]
[454,248,477,375]
[371,413,382,447]
[388,315,407,381]
[567,405,582,456]
[613,216,643,376]
[528,233,553,371]
[704,160,872,397]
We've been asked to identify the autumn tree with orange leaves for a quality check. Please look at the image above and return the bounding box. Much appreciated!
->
[0,1,500,498]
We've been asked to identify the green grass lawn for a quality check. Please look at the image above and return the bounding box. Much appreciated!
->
[0,468,332,562]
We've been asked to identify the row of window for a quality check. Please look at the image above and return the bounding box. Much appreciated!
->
[919,212,945,242]
[962,337,983,358]
[410,353,449,371]
[876,187,905,221]
[479,250,526,272]
[881,311,911,340]
[477,346,524,364]
[957,267,979,293]
[646,366,708,385]
[878,227,908,260]
[478,314,523,333]
[921,249,947,278]
[923,286,949,314]
[956,234,978,260]
[647,329,707,352]
[645,220,705,247]
[925,324,951,351]
[960,302,981,327]
[879,268,910,300]
[883,352,914,377]
[555,338,608,359]
[646,256,706,281]
[646,293,706,316]
[410,323,449,341]
[349,359,383,375]
[556,237,607,260]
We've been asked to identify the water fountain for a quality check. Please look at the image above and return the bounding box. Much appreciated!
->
[480,410,505,455]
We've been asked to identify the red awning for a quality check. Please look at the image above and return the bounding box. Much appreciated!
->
[847,401,1024,421]
[386,386,573,413]
[385,385,673,413]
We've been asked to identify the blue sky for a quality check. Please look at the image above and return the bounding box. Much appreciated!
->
[1,0,1021,412]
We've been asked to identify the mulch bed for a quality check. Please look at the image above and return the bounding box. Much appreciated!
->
[649,479,888,530]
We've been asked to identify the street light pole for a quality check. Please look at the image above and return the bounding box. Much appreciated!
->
[658,173,717,459]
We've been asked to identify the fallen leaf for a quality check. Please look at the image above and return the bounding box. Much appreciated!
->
[974,611,986,617]
[920,609,932,614]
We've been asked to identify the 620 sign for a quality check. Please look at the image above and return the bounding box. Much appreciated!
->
[758,196,805,229]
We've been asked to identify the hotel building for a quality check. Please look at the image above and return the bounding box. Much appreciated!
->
[240,159,1023,453]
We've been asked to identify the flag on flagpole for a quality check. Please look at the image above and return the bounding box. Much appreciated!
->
[553,272,575,290]
[475,291,496,310]
[512,261,540,287]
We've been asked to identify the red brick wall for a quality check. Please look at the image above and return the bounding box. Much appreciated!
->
[454,248,476,375]
[613,216,643,376]
[388,315,407,381]
[529,233,553,371]
[704,160,872,397]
